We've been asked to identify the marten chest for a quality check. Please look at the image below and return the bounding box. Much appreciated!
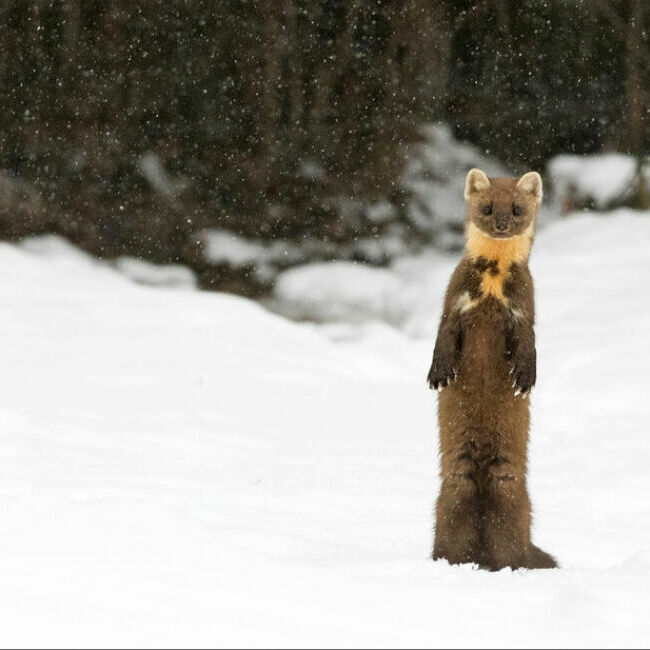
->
[471,256,512,304]
[459,223,533,314]
[455,258,516,316]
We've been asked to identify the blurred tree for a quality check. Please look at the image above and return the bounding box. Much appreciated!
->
[592,0,649,156]
[0,0,446,258]
[442,0,642,168]
[0,0,647,293]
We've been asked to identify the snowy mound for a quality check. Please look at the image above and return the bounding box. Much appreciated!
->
[547,153,640,210]
[114,257,197,289]
[272,261,410,325]
[2,211,650,645]
[20,233,198,289]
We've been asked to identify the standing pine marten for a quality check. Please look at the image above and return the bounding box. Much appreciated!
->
[428,168,556,571]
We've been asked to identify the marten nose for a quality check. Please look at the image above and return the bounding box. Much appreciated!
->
[495,219,509,232]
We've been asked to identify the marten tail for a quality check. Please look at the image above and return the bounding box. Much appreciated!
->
[527,544,558,569]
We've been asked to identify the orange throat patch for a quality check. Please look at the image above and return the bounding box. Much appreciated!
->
[465,222,534,304]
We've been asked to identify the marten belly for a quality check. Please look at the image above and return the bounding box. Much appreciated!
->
[437,298,529,459]
[458,298,511,393]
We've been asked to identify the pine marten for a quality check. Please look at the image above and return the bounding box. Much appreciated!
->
[428,168,556,571]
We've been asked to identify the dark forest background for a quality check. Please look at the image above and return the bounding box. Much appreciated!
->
[0,0,648,293]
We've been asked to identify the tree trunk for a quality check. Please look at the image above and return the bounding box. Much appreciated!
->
[625,0,645,155]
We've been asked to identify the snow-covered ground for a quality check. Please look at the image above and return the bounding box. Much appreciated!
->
[1,211,650,647]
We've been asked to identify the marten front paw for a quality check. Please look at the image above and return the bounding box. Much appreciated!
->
[510,351,536,396]
[428,355,458,392]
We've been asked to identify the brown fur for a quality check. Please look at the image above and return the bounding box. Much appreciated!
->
[427,169,556,571]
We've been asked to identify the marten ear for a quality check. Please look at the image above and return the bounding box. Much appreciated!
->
[464,168,491,200]
[517,171,543,205]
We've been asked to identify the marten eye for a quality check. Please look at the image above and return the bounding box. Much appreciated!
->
[482,205,492,216]
[513,205,522,217]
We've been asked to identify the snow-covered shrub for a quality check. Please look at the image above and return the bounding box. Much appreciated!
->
[197,226,412,288]
[547,153,649,212]
[402,124,508,250]
[193,124,510,292]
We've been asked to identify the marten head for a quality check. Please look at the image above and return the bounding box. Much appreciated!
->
[464,169,542,240]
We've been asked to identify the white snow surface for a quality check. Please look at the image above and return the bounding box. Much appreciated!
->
[2,211,650,647]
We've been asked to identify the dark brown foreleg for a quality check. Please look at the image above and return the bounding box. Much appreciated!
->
[428,310,462,390]
[505,268,537,396]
